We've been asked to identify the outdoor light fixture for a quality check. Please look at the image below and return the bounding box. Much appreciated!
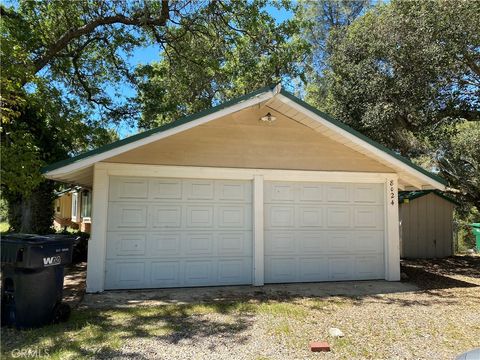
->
[260,112,277,124]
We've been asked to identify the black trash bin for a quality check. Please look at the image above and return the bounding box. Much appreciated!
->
[1,234,78,329]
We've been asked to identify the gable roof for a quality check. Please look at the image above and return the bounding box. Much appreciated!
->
[399,190,459,206]
[43,84,279,174]
[43,84,446,190]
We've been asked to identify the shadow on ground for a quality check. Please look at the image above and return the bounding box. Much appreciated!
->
[63,262,87,306]
[3,256,479,359]
[401,256,480,289]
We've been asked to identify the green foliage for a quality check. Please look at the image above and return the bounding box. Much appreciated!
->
[0,222,9,233]
[437,121,480,213]
[307,0,480,212]
[317,0,479,156]
[1,130,44,195]
[6,180,56,234]
[0,197,8,222]
[296,0,371,102]
[136,3,309,128]
[1,0,306,230]
[2,0,304,125]
[455,208,479,253]
[1,88,116,197]
[0,88,117,233]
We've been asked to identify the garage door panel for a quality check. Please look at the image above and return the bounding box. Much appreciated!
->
[326,207,351,228]
[265,182,295,202]
[106,233,146,258]
[151,205,182,228]
[265,181,384,283]
[298,233,328,253]
[353,206,383,229]
[325,184,350,202]
[266,205,295,228]
[109,177,149,201]
[108,203,148,230]
[326,231,352,252]
[217,205,250,228]
[354,184,383,204]
[186,206,214,228]
[329,257,354,280]
[151,261,181,287]
[217,232,251,256]
[354,255,383,279]
[184,233,214,256]
[216,181,251,202]
[184,260,213,285]
[185,180,215,200]
[106,177,252,289]
[265,257,297,283]
[217,258,252,284]
[106,261,147,289]
[265,232,296,254]
[299,207,323,227]
[300,184,323,202]
[150,179,183,200]
[354,231,384,252]
[299,257,329,281]
[149,233,182,256]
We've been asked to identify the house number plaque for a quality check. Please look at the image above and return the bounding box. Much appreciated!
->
[389,179,395,206]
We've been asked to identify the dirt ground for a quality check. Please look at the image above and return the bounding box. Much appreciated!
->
[2,256,479,360]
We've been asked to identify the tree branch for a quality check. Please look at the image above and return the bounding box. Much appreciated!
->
[30,0,170,78]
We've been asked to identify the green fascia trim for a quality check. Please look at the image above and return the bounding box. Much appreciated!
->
[279,90,447,186]
[42,84,277,173]
[399,190,459,206]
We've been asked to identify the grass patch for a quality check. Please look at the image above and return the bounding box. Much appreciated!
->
[254,302,308,318]
[270,321,292,337]
[0,303,248,360]
[304,296,352,312]
[1,299,310,359]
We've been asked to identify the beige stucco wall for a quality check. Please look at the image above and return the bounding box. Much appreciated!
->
[400,193,455,258]
[106,107,394,173]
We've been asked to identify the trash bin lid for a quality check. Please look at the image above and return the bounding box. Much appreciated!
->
[1,234,78,245]
[469,223,480,229]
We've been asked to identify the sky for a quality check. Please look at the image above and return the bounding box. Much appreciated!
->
[113,4,294,138]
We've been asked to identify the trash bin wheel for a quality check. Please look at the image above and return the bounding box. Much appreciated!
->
[52,302,71,324]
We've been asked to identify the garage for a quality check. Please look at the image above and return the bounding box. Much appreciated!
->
[105,177,253,289]
[43,84,447,292]
[264,181,384,283]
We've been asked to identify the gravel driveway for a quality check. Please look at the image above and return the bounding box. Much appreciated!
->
[2,256,479,360]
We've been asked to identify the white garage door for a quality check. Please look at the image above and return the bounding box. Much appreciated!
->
[105,177,252,289]
[265,181,385,283]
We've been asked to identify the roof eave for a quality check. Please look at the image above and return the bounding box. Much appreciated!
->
[276,91,446,191]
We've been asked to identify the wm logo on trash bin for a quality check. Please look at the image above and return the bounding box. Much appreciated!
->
[43,256,61,267]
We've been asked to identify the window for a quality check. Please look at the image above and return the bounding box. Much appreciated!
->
[81,191,92,219]
[71,192,78,221]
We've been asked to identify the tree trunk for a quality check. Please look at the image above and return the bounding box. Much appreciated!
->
[6,181,56,234]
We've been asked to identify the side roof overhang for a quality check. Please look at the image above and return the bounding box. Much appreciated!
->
[43,84,447,191]
[399,190,459,206]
